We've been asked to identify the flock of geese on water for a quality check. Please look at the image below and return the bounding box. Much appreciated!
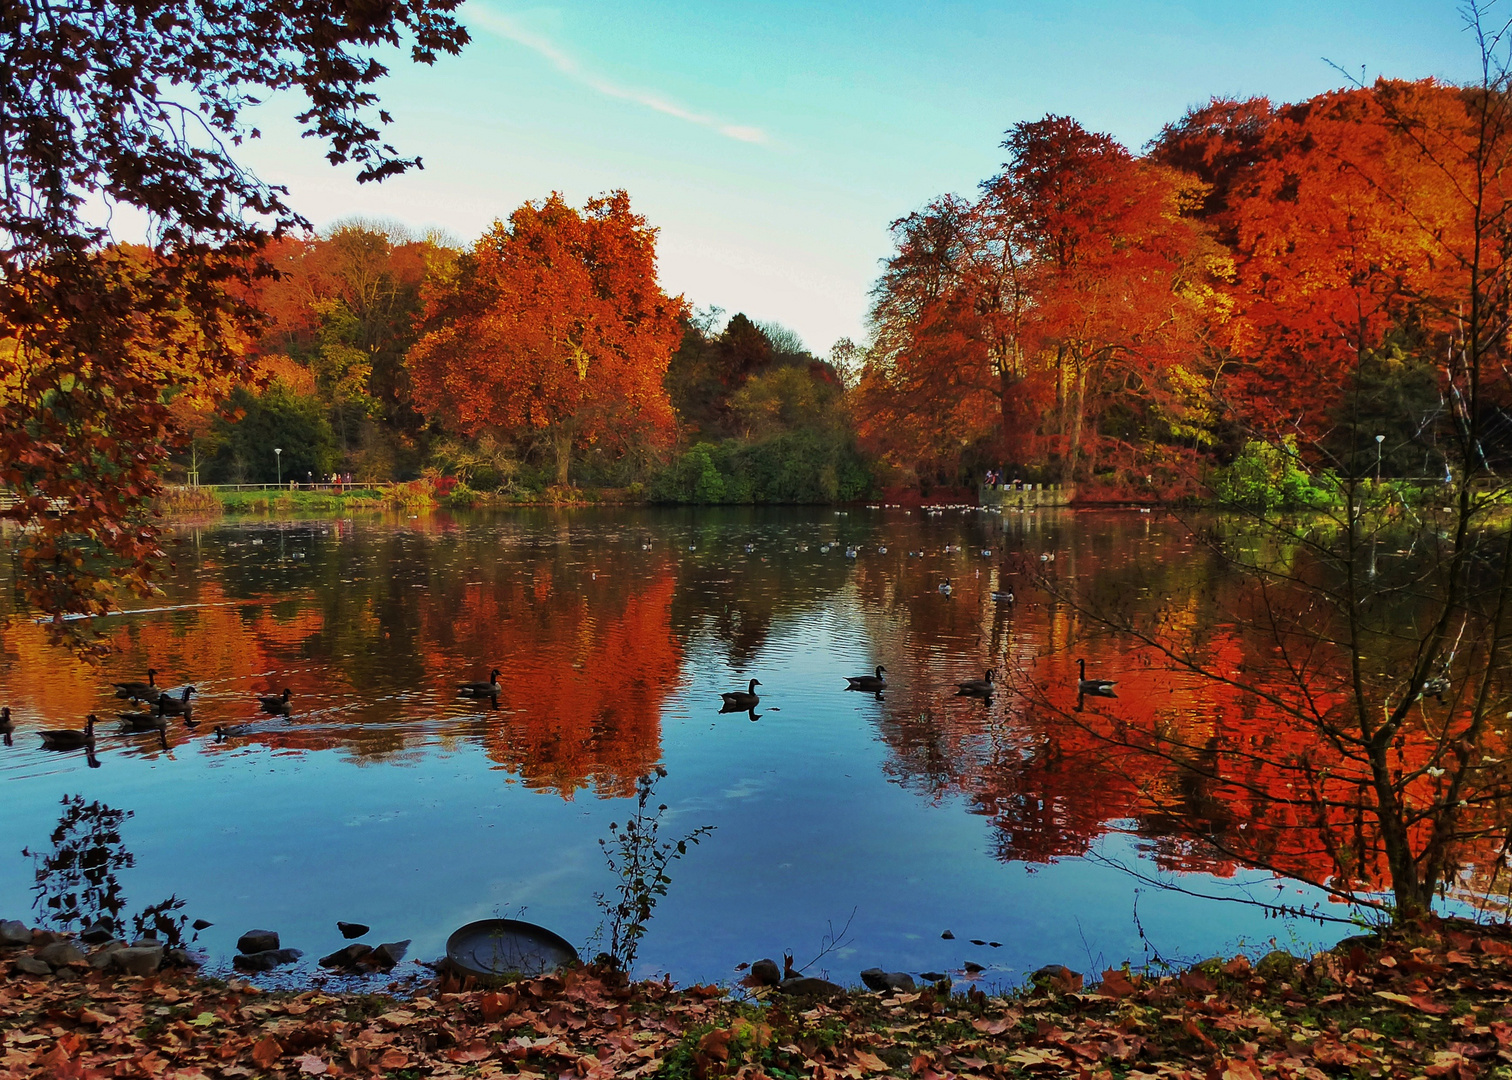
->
[0,653,1119,754]
[0,669,305,755]
[710,656,1115,720]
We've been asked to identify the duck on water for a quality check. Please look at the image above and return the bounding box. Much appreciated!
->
[845,666,887,692]
[956,670,995,697]
[1077,659,1116,697]
[40,714,97,750]
[458,669,501,697]
[721,679,761,709]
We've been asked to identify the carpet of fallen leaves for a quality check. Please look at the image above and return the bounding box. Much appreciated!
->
[6,917,1512,1080]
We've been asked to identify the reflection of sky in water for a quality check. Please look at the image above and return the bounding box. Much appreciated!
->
[0,507,1363,986]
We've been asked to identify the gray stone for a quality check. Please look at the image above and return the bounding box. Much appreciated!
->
[12,956,51,976]
[35,941,86,968]
[776,976,845,998]
[236,930,279,955]
[319,943,373,969]
[131,934,158,948]
[860,968,916,993]
[0,921,33,947]
[337,922,369,940]
[191,919,213,932]
[88,942,126,970]
[919,971,947,983]
[232,948,301,972]
[165,949,197,969]
[749,958,782,986]
[110,945,164,977]
[80,920,114,945]
[371,940,410,970]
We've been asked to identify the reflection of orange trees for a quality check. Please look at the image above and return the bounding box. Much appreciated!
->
[844,513,1512,917]
[423,567,681,798]
[1020,559,1512,919]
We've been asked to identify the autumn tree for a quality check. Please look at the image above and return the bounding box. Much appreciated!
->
[859,196,1018,483]
[408,192,685,487]
[0,0,467,646]
[860,118,1223,485]
[986,117,1223,482]
[1034,10,1512,922]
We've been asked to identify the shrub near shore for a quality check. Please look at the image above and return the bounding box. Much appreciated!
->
[2,916,1509,1078]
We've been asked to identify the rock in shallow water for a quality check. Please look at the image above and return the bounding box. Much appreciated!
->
[337,922,369,939]
[860,968,916,993]
[319,943,374,970]
[776,976,845,998]
[372,940,410,970]
[236,930,280,955]
[232,948,302,972]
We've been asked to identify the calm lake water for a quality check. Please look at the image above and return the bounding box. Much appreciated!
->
[0,506,1360,987]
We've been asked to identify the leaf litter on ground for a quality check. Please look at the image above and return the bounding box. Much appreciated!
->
[3,916,1512,1079]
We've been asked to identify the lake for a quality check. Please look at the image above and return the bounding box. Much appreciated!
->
[0,506,1362,987]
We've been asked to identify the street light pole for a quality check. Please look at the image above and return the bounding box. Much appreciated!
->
[1375,434,1384,484]
[274,447,283,486]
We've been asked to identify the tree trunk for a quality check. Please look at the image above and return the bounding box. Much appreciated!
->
[553,428,573,488]
[1063,364,1086,485]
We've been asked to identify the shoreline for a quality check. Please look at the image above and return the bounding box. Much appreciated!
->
[3,915,1508,1078]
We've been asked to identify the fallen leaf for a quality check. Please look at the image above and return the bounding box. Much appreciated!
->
[294,1053,328,1075]
[854,1049,889,1073]
[250,1036,282,1069]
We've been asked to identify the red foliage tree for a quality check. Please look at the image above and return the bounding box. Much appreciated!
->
[408,192,686,487]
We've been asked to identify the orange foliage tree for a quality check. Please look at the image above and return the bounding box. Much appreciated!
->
[1153,83,1476,445]
[407,192,686,487]
[860,117,1223,485]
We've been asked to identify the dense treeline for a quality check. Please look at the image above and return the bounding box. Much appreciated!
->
[186,195,870,502]
[179,76,1510,502]
[858,78,1511,492]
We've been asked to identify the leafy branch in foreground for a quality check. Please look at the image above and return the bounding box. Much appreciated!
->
[593,767,714,972]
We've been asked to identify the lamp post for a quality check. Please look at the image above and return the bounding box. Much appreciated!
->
[274,447,283,486]
[1374,434,1384,484]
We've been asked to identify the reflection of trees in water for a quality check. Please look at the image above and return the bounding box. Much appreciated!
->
[23,795,197,946]
[23,796,134,935]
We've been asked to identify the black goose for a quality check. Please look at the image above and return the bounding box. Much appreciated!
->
[0,706,13,746]
[721,678,761,709]
[458,669,502,696]
[845,666,887,692]
[40,714,97,750]
[112,668,162,702]
[156,686,196,718]
[1077,659,1116,697]
[258,688,293,713]
[955,670,996,697]
[117,707,167,734]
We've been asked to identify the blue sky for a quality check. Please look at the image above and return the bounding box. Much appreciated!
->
[235,1,1475,354]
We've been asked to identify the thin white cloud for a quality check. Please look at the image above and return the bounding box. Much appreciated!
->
[469,7,769,146]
